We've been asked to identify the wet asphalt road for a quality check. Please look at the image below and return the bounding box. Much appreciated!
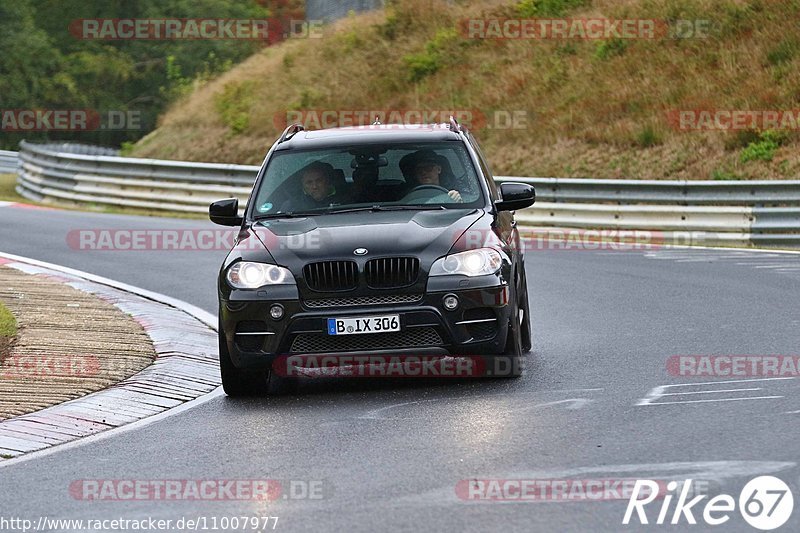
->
[1,205,800,532]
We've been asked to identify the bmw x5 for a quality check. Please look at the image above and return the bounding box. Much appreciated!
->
[210,118,536,395]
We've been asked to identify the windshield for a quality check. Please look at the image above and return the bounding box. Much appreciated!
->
[251,142,484,217]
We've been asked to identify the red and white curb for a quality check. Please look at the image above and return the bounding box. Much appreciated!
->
[0,252,220,459]
[0,202,52,210]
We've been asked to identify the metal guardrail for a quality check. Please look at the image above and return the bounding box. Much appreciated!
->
[17,141,257,213]
[499,176,800,247]
[15,142,800,248]
[0,150,19,174]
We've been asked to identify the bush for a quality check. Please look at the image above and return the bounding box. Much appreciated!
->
[595,38,628,60]
[213,81,256,135]
[723,130,760,151]
[740,130,785,163]
[766,39,798,66]
[635,125,662,147]
[711,168,741,180]
[404,28,461,82]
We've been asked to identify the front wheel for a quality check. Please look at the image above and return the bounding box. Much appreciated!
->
[499,289,524,379]
[519,268,532,353]
[219,331,269,396]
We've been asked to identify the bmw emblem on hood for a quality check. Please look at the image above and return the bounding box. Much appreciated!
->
[354,248,368,256]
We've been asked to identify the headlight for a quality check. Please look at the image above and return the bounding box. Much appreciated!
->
[226,262,294,289]
[429,248,503,277]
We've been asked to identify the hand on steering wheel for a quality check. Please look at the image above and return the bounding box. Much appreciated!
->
[407,184,463,203]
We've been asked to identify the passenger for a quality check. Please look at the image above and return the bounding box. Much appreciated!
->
[280,162,350,212]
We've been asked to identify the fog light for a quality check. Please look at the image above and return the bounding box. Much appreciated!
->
[443,294,459,311]
[270,304,285,320]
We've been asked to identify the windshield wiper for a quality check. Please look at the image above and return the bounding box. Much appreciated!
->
[252,211,325,220]
[326,205,447,215]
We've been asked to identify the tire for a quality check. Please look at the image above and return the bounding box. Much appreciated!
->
[219,330,269,396]
[499,278,524,378]
[519,268,532,353]
[267,370,299,395]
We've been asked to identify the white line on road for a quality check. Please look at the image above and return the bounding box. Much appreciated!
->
[641,396,783,406]
[637,377,795,406]
[658,388,762,396]
[359,389,603,420]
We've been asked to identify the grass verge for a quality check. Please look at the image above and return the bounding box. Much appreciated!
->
[0,299,17,363]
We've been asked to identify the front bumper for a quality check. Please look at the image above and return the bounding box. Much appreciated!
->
[220,279,511,370]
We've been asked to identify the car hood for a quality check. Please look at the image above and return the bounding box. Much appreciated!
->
[251,209,484,269]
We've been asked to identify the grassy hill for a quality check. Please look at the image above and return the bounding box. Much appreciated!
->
[130,0,800,180]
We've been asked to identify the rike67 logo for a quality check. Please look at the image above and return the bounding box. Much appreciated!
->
[623,476,794,530]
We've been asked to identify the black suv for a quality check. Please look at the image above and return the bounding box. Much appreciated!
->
[210,118,535,395]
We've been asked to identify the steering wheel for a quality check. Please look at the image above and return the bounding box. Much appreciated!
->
[401,184,452,204]
[408,184,450,194]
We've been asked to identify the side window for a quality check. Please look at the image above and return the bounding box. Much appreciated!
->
[468,134,499,201]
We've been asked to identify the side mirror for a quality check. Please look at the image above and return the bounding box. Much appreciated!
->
[210,198,243,226]
[495,182,536,212]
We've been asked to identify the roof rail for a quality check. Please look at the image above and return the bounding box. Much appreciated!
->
[278,123,305,144]
[448,115,462,133]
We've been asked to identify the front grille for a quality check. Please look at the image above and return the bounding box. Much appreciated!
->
[304,260,358,292]
[304,294,423,308]
[365,257,419,289]
[291,327,442,353]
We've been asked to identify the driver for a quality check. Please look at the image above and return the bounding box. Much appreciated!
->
[407,150,463,203]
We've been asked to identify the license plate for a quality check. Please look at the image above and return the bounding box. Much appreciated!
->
[327,315,400,335]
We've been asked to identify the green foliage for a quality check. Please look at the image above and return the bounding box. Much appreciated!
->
[214,81,257,135]
[635,125,661,148]
[0,0,272,148]
[404,28,461,82]
[594,38,628,60]
[724,130,761,151]
[119,141,135,156]
[516,0,588,17]
[378,13,400,40]
[711,168,741,180]
[740,130,785,163]
[766,39,798,66]
[0,302,15,339]
[287,88,322,112]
